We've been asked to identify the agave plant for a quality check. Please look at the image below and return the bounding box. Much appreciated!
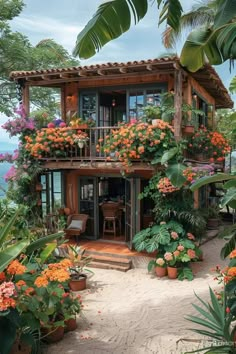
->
[185,288,234,354]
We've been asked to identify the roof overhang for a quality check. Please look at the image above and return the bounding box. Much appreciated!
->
[9,57,233,109]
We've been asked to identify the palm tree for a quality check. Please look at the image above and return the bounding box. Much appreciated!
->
[163,0,236,72]
[73,0,183,59]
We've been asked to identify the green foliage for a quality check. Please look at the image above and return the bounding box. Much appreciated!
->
[178,266,194,281]
[0,210,30,272]
[0,4,79,115]
[73,0,183,58]
[185,288,234,353]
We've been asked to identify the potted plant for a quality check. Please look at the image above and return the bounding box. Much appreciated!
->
[64,245,93,291]
[148,256,167,277]
[74,132,89,148]
[202,205,221,229]
[61,292,81,331]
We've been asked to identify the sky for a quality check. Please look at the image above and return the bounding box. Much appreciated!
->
[1,0,235,146]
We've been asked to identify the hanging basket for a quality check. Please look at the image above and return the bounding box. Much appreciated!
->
[182,125,195,135]
[78,141,85,149]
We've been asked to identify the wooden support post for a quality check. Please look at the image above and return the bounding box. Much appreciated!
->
[174,69,183,141]
[22,85,30,115]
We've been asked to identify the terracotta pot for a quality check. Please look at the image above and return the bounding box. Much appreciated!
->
[41,324,64,343]
[69,274,87,291]
[207,218,219,230]
[155,266,167,277]
[10,340,31,354]
[64,207,71,216]
[64,317,77,332]
[183,125,195,135]
[167,266,178,279]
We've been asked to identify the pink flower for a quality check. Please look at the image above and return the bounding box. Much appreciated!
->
[164,252,173,261]
[0,282,15,298]
[59,122,66,127]
[187,249,196,259]
[171,231,178,240]
[173,250,180,257]
[156,258,165,266]
[47,122,55,128]
[187,233,195,240]
[4,166,17,181]
[177,245,184,251]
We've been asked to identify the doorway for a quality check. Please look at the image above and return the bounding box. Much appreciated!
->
[78,176,140,247]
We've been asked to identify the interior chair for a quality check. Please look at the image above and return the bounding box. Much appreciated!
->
[64,214,89,240]
[101,202,121,238]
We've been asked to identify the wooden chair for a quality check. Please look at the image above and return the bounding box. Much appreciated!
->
[101,202,121,237]
[64,214,89,240]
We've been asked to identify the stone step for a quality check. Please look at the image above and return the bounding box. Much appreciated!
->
[89,261,131,272]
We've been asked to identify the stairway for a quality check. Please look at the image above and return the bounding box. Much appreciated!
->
[84,250,132,272]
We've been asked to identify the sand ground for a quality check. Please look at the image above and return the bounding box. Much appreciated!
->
[44,237,228,354]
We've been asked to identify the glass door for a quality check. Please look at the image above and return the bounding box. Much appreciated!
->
[79,177,98,239]
[125,178,140,249]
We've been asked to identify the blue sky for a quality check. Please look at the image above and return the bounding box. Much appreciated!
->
[1,0,235,146]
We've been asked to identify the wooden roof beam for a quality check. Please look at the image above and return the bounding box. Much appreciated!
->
[78,70,87,77]
[97,69,105,76]
[119,67,127,73]
[146,64,152,71]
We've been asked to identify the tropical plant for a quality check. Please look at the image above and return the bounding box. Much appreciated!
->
[23,127,86,159]
[73,0,183,59]
[64,245,93,279]
[184,287,234,353]
[187,126,230,162]
[190,173,236,258]
[97,119,178,168]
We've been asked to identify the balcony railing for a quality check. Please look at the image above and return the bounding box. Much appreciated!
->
[39,126,119,162]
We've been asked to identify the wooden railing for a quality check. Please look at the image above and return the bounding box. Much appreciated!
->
[39,126,119,162]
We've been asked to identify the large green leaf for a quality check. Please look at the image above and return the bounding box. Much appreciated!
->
[220,188,236,207]
[0,209,20,247]
[165,163,186,187]
[161,147,178,164]
[180,28,222,72]
[39,242,57,265]
[25,231,64,254]
[158,0,183,31]
[190,174,236,192]
[0,240,29,272]
[214,0,236,29]
[73,0,148,58]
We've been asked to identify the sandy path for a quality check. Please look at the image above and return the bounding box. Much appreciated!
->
[44,237,227,354]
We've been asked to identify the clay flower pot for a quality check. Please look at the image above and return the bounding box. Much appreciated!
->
[41,324,64,343]
[64,317,77,332]
[155,266,167,278]
[167,266,178,279]
[69,274,87,291]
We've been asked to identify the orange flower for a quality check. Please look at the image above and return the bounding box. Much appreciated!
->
[16,280,26,288]
[227,267,236,277]
[7,260,26,275]
[229,250,236,259]
[0,272,6,282]
[34,275,49,288]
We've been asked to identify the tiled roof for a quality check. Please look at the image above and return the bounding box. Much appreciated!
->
[9,57,233,109]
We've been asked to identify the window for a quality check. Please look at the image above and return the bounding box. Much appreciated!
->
[40,171,64,216]
[128,88,163,121]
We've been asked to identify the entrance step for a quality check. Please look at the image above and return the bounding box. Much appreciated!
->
[84,251,132,272]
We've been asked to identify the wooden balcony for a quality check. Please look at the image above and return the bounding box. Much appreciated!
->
[39,126,155,173]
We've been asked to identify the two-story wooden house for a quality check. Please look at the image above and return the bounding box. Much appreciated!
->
[10,57,233,247]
